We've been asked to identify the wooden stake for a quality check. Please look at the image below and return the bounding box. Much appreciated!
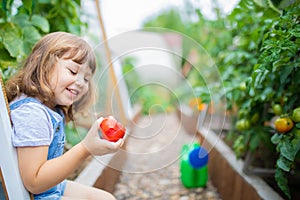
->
[94,0,128,125]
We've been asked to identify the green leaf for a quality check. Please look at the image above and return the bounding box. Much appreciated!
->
[1,0,13,12]
[273,57,290,68]
[31,15,49,33]
[0,48,18,70]
[66,18,81,35]
[22,0,33,15]
[37,0,51,3]
[0,48,14,61]
[0,22,24,59]
[249,132,260,151]
[276,155,291,172]
[290,27,300,37]
[275,168,291,199]
[280,140,295,161]
[22,26,41,55]
[12,14,31,27]
[260,87,274,101]
[271,133,282,144]
[280,66,293,84]
[291,136,300,155]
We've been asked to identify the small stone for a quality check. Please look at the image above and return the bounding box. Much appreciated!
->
[159,179,170,185]
[206,191,217,200]
[153,191,162,197]
[189,193,196,199]
[195,187,204,193]
[195,194,204,200]
[179,196,189,200]
[171,178,180,184]
[167,187,180,195]
[179,188,189,195]
[170,194,180,200]
[140,192,150,199]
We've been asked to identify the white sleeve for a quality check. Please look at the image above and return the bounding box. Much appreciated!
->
[10,103,53,147]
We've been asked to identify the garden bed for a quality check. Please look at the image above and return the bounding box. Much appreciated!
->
[198,127,283,200]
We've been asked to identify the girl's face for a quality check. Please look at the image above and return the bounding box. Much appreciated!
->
[49,58,92,107]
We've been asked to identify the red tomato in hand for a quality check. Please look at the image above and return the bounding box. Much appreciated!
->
[100,117,126,142]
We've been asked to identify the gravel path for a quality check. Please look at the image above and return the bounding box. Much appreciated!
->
[114,165,220,200]
[113,113,221,200]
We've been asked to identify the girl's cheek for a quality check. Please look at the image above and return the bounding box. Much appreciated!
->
[82,85,89,96]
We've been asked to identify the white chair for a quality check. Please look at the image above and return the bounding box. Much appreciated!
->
[0,75,31,200]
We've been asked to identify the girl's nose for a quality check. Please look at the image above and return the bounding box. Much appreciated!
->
[75,76,84,87]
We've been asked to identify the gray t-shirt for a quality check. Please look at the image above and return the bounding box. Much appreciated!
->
[10,95,62,147]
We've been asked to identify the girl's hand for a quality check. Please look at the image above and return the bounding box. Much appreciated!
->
[81,118,124,156]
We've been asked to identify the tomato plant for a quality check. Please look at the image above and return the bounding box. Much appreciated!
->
[100,117,126,142]
[241,3,300,199]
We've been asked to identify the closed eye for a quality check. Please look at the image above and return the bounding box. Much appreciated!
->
[69,69,77,75]
[84,77,90,83]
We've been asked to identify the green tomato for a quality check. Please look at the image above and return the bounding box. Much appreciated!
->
[251,112,259,124]
[235,120,243,131]
[243,119,251,130]
[295,129,300,138]
[236,119,250,131]
[238,109,247,119]
[239,82,247,91]
[272,104,282,116]
[292,107,300,123]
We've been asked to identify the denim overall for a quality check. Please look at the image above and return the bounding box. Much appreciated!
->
[10,97,66,200]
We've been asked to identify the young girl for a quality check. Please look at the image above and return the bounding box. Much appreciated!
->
[5,32,123,200]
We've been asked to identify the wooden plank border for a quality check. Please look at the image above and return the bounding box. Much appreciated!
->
[198,127,283,200]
